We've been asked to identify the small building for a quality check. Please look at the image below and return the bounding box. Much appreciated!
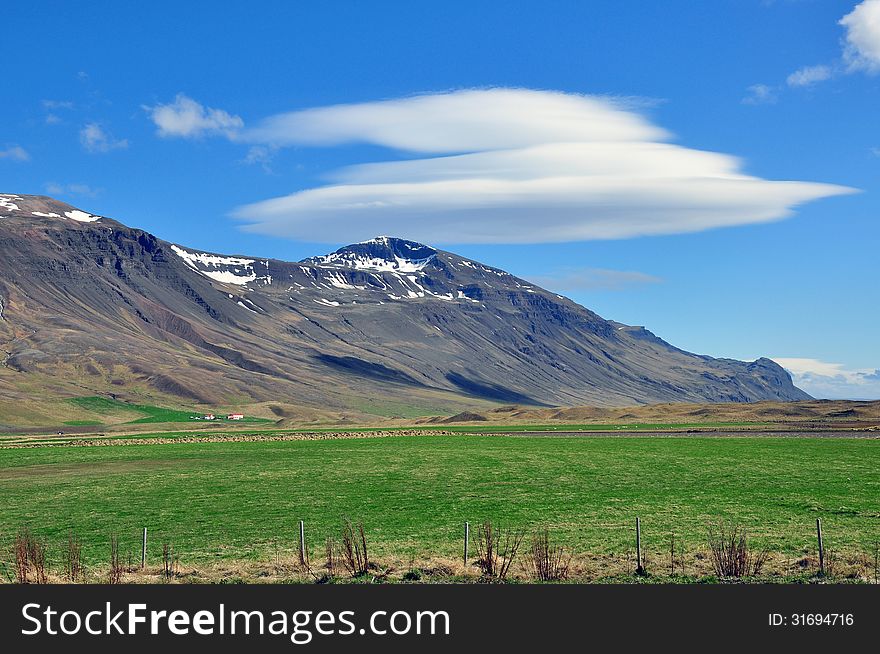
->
[202,413,216,420]
[227,413,244,421]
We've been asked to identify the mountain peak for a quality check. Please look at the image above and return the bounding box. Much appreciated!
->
[0,193,102,223]
[303,236,437,273]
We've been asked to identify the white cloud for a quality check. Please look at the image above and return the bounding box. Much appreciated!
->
[782,1,880,89]
[45,182,101,197]
[230,88,854,244]
[79,123,128,153]
[42,100,74,125]
[741,84,778,105]
[527,267,662,292]
[243,88,667,152]
[146,94,243,139]
[773,357,880,400]
[241,145,278,173]
[42,99,74,110]
[0,145,30,162]
[786,64,833,87]
[840,0,880,73]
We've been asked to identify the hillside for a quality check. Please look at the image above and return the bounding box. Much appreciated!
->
[0,193,809,426]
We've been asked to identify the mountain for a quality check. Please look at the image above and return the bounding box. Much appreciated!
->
[0,193,809,423]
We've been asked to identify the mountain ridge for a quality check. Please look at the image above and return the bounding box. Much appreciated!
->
[0,192,809,424]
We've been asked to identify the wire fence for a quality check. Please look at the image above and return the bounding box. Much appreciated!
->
[2,516,879,584]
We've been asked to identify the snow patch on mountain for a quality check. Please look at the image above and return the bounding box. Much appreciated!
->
[170,244,258,285]
[306,236,437,273]
[0,195,22,212]
[314,251,434,273]
[64,209,100,223]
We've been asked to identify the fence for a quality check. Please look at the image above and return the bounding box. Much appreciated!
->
[3,515,877,584]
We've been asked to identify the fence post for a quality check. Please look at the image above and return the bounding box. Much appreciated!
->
[636,517,645,576]
[464,521,469,569]
[141,527,147,570]
[299,520,306,566]
[816,518,825,576]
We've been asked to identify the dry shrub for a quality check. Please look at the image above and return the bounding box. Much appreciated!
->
[475,521,524,580]
[13,532,28,584]
[14,529,47,584]
[109,535,123,584]
[162,542,179,580]
[65,531,83,582]
[527,527,570,581]
[340,519,369,577]
[324,537,338,577]
[706,521,768,578]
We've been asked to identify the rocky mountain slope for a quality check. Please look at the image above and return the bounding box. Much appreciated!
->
[0,193,809,422]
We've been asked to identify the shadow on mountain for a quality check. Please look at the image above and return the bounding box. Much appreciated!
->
[445,372,550,406]
[314,354,423,386]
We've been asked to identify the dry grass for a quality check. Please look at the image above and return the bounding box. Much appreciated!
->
[2,543,878,584]
[874,542,880,584]
[460,399,880,428]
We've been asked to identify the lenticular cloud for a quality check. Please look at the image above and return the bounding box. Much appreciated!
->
[233,88,855,244]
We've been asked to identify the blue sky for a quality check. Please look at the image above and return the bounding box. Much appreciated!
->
[2,0,878,398]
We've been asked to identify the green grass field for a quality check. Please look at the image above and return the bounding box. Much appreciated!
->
[1,433,878,577]
[432,422,770,432]
[65,396,272,425]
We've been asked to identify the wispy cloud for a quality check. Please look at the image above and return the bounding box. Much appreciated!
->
[0,145,30,162]
[773,357,880,400]
[840,0,880,73]
[241,145,278,173]
[145,94,243,139]
[227,88,852,244]
[45,182,101,197]
[741,84,778,105]
[42,99,74,110]
[527,267,662,292]
[79,123,128,153]
[41,99,75,125]
[786,64,833,87]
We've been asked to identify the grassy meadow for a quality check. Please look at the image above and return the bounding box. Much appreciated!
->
[1,433,878,581]
[64,396,273,426]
